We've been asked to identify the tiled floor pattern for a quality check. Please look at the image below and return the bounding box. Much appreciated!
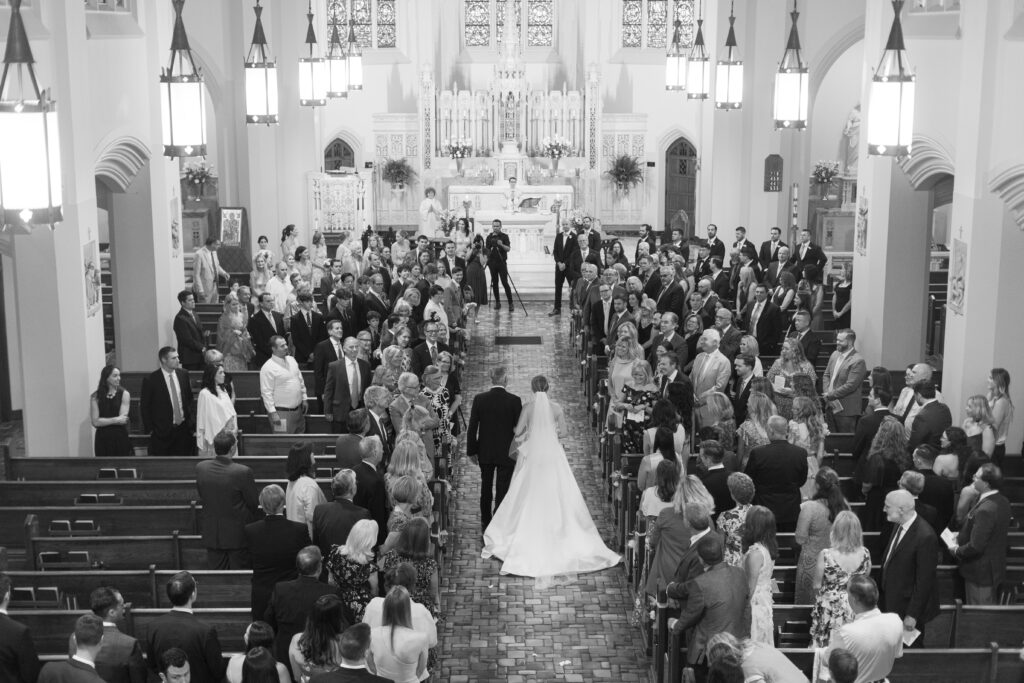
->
[438,301,648,682]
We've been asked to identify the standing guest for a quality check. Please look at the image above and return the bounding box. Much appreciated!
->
[372,346,405,394]
[645,483,712,596]
[463,247,489,307]
[740,284,784,355]
[792,228,829,275]
[827,649,859,683]
[823,577,904,683]
[217,295,255,372]
[894,363,940,429]
[227,641,288,683]
[334,411,367,469]
[718,473,755,568]
[388,373,430,433]
[742,506,778,646]
[196,432,260,569]
[249,293,288,367]
[736,392,776,470]
[691,329,732,429]
[193,237,230,304]
[40,614,106,683]
[861,417,910,531]
[409,320,449,378]
[730,355,756,426]
[851,386,892,486]
[744,416,808,533]
[935,427,976,485]
[250,251,274,299]
[364,386,395,466]
[787,309,823,370]
[323,338,371,434]
[906,380,952,453]
[312,470,371,563]
[314,321,345,413]
[261,336,308,434]
[638,426,681,491]
[285,443,328,536]
[280,225,298,263]
[145,573,225,683]
[704,392,738,454]
[141,347,195,456]
[795,468,849,605]
[353,437,390,547]
[484,219,514,309]
[832,262,853,329]
[809,511,873,647]
[245,485,311,621]
[643,398,689,457]
[290,292,326,369]
[645,311,688,367]
[910,445,955,533]
[640,460,680,520]
[899,470,941,532]
[879,490,939,646]
[326,520,380,622]
[378,519,441,619]
[267,262,295,314]
[714,309,744,361]
[612,361,660,451]
[467,366,523,532]
[757,226,788,268]
[361,564,438,668]
[91,365,132,457]
[698,440,733,520]
[765,339,816,420]
[706,633,808,683]
[789,396,828,500]
[952,464,1012,604]
[665,498,720,599]
[69,587,145,683]
[174,290,207,371]
[265,546,336,665]
[366,587,428,683]
[962,394,997,457]
[551,220,579,316]
[801,265,826,330]
[195,363,237,458]
[821,329,868,432]
[307,623,390,683]
[987,368,1014,467]
[772,270,799,314]
[383,474,434,545]
[288,595,347,682]
[0,573,41,683]
[420,366,453,458]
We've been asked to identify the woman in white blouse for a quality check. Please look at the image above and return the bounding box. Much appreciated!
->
[285,443,326,535]
[368,586,428,683]
[196,363,237,457]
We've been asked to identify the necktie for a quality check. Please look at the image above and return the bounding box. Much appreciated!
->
[884,524,904,569]
[430,345,437,364]
[661,375,669,395]
[305,312,312,329]
[349,360,360,406]
[333,341,341,360]
[169,373,183,425]
[751,302,762,330]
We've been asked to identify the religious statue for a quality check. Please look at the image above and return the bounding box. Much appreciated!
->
[842,103,861,175]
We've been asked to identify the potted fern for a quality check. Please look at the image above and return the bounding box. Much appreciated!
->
[605,154,644,194]
[381,158,416,191]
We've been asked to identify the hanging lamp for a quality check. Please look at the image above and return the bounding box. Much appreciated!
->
[244,0,279,124]
[160,0,207,157]
[867,0,914,156]
[298,0,327,107]
[346,0,363,91]
[665,19,687,91]
[326,14,349,98]
[773,0,809,130]
[687,2,710,100]
[715,0,743,110]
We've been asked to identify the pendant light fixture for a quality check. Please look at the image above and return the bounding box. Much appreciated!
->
[298,0,327,107]
[867,0,914,156]
[326,14,349,99]
[244,0,279,124]
[0,0,62,228]
[687,2,710,100]
[665,19,688,91]
[345,0,363,91]
[773,0,809,130]
[715,0,743,110]
[160,0,207,157]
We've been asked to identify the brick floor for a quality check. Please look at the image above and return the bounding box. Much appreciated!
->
[438,302,648,682]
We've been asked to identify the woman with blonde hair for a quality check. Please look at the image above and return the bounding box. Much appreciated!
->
[736,392,777,469]
[987,368,1014,467]
[217,294,255,372]
[733,266,757,318]
[963,394,997,457]
[382,475,433,552]
[612,360,660,451]
[789,395,828,499]
[704,391,737,453]
[606,338,639,407]
[249,250,274,298]
[680,312,704,365]
[399,406,439,478]
[325,519,379,622]
[809,510,872,646]
[738,335,764,377]
[765,337,816,419]
[385,450,434,516]
[372,346,405,393]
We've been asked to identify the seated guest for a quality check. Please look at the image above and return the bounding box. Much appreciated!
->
[144,573,225,683]
[68,587,145,683]
[245,485,311,621]
[307,623,390,683]
[378,518,440,619]
[367,587,429,683]
[226,625,290,683]
[311,470,371,562]
[288,595,349,682]
[196,432,260,570]
[335,410,368,469]
[41,614,106,683]
[285,442,327,537]
[706,632,809,683]
[326,520,379,622]
[640,459,680,520]
[823,576,903,683]
[265,546,336,665]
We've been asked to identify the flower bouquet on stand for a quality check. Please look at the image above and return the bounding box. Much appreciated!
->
[436,208,457,236]
[811,160,840,198]
[541,135,573,174]
[442,139,473,176]
[183,161,215,200]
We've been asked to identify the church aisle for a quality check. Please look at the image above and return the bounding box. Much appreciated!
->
[438,302,647,682]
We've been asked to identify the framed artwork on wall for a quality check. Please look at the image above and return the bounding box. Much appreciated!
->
[219,207,244,247]
[948,237,966,315]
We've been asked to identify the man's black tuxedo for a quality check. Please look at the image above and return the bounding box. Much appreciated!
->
[881,515,940,628]
[654,280,686,315]
[740,300,785,354]
[248,309,287,366]
[244,515,311,620]
[265,575,339,665]
[792,241,828,275]
[144,610,225,683]
[195,455,260,565]
[0,612,40,683]
[852,408,892,484]
[744,439,809,529]
[699,467,732,522]
[38,658,105,683]
[439,254,467,278]
[361,290,391,321]
[758,239,788,268]
[311,498,371,561]
[312,338,344,411]
[554,230,581,310]
[289,310,326,367]
[409,340,450,377]
[323,356,372,428]
[467,386,523,528]
[787,329,822,369]
[693,256,713,281]
[907,401,953,452]
[705,236,726,260]
[708,270,731,300]
[731,375,753,426]
[916,467,955,533]
[140,368,195,456]
[352,461,389,546]
[173,309,206,369]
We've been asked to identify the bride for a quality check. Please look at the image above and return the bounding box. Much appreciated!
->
[482,375,621,578]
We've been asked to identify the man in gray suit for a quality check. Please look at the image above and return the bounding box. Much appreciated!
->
[821,328,868,432]
[68,587,145,683]
[668,534,750,678]
[195,432,261,569]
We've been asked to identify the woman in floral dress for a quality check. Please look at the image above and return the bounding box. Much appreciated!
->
[615,361,659,453]
[216,294,254,372]
[717,472,755,568]
[325,519,379,621]
[378,518,441,619]
[809,511,873,647]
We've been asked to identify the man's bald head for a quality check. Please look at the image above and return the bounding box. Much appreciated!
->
[911,363,934,383]
[884,489,916,524]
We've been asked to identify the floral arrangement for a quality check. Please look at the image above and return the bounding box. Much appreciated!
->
[812,160,841,187]
[568,208,591,230]
[605,154,644,193]
[442,138,473,159]
[541,135,573,159]
[381,158,417,187]
[183,161,215,186]
[436,208,458,235]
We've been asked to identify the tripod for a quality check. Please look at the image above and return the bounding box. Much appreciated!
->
[505,268,528,317]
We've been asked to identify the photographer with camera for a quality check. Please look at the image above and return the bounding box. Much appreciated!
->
[485,219,514,310]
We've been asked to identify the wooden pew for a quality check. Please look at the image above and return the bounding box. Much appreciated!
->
[953,601,1024,649]
[25,531,206,571]
[0,479,332,507]
[2,506,198,546]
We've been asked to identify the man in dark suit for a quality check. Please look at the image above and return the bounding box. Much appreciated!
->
[195,432,260,570]
[698,441,732,521]
[792,228,828,276]
[714,309,743,361]
[758,226,788,269]
[646,312,688,367]
[587,282,614,353]
[173,290,206,371]
[787,309,823,369]
[637,253,661,299]
[248,292,288,367]
[762,245,797,289]
[319,260,344,308]
[705,224,726,260]
[289,293,326,369]
[605,293,635,344]
[41,614,106,683]
[668,534,750,675]
[265,546,336,664]
[323,289,360,340]
[0,573,41,683]
[362,274,390,321]
[313,320,345,414]
[953,463,1012,605]
[852,386,893,487]
[909,445,955,533]
[879,490,939,646]
[244,485,311,621]
[409,320,449,376]
[323,337,372,433]
[312,470,371,561]
[363,386,395,467]
[665,505,720,600]
[144,573,225,683]
[906,380,952,453]
[740,284,784,355]
[634,224,658,262]
[551,222,580,316]
[731,354,756,426]
[352,437,389,547]
[309,623,391,683]
[732,226,757,259]
[653,264,686,315]
[692,243,713,281]
[707,258,731,300]
[439,241,466,279]
[68,588,145,683]
[574,239,602,272]
[140,346,195,456]
[744,416,809,532]
[468,366,523,531]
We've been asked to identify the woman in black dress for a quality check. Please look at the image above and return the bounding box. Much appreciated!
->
[464,247,489,306]
[91,365,132,457]
[832,262,852,329]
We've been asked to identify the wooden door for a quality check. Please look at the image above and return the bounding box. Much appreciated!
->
[665,137,698,237]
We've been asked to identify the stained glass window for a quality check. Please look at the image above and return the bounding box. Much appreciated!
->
[622,0,642,48]
[647,0,667,48]
[464,0,555,51]
[326,0,394,49]
[527,0,553,47]
[465,0,491,47]
[496,0,522,50]
[377,0,396,48]
[623,0,693,49]
[673,0,694,48]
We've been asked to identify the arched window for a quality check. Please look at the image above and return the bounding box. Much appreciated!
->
[463,0,554,50]
[622,0,693,49]
[324,138,356,171]
[327,0,397,49]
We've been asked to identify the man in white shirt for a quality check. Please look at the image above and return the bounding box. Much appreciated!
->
[825,576,903,683]
[264,262,293,314]
[260,336,307,434]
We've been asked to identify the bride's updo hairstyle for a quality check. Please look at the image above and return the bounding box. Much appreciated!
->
[531,375,549,393]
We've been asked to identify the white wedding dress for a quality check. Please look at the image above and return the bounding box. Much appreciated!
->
[481,392,621,579]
